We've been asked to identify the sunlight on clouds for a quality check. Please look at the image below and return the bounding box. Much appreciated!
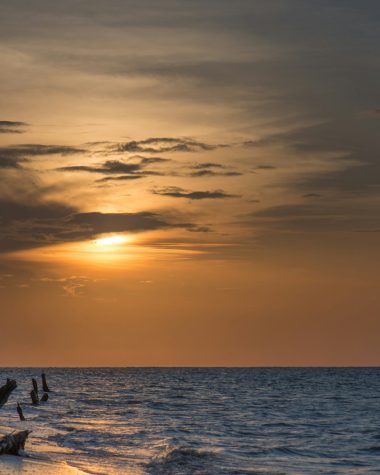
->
[5,232,205,268]
[94,234,131,247]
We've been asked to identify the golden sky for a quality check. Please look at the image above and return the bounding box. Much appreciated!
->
[0,0,379,366]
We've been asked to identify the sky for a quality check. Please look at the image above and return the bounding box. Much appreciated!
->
[0,0,379,366]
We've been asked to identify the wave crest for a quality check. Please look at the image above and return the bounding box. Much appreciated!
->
[147,445,216,474]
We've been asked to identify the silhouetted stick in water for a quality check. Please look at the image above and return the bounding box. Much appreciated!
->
[41,372,50,392]
[0,430,31,455]
[32,378,38,396]
[30,389,39,405]
[41,393,49,402]
[0,379,17,408]
[17,402,25,421]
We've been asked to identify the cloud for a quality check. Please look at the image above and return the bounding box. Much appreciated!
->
[96,175,145,182]
[191,162,225,169]
[133,155,170,165]
[246,201,380,233]
[302,193,322,198]
[0,144,85,169]
[0,121,28,134]
[59,154,240,179]
[255,165,276,170]
[60,160,142,174]
[0,198,198,252]
[0,199,77,252]
[153,186,239,200]
[59,156,171,182]
[0,155,26,169]
[186,162,242,177]
[1,144,85,157]
[189,170,242,177]
[0,199,75,224]
[39,275,91,297]
[69,211,177,234]
[116,137,223,154]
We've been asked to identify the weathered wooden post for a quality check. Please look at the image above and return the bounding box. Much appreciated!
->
[17,402,25,421]
[41,393,49,402]
[32,378,39,396]
[30,389,39,405]
[41,372,50,392]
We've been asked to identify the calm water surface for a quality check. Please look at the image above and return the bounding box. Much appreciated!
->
[1,368,380,474]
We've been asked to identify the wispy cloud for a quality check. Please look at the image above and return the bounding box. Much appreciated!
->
[185,161,243,177]
[39,275,91,297]
[116,137,224,154]
[60,160,142,174]
[153,186,240,200]
[59,156,169,180]
[0,144,85,169]
[189,170,242,177]
[0,121,28,134]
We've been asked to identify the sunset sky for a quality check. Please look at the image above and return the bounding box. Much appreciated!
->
[0,0,379,366]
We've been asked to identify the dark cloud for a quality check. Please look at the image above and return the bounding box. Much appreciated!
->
[255,165,276,170]
[303,193,322,198]
[0,199,77,252]
[191,162,225,169]
[0,155,25,169]
[287,119,380,194]
[117,137,223,154]
[69,211,180,234]
[247,201,380,233]
[0,198,198,252]
[60,160,142,174]
[186,162,242,177]
[153,186,239,200]
[1,144,85,157]
[59,157,168,180]
[0,144,85,160]
[61,154,241,179]
[189,170,242,177]
[96,175,145,182]
[0,144,85,169]
[0,121,28,134]
[0,199,75,224]
[184,162,243,178]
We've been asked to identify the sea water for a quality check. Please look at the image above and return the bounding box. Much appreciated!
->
[0,368,380,474]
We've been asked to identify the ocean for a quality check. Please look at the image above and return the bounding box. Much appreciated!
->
[0,368,380,474]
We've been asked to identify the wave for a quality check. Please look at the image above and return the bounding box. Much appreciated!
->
[363,446,380,453]
[146,445,217,474]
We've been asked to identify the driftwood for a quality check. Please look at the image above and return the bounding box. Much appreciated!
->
[0,378,34,457]
[0,379,17,408]
[0,430,31,456]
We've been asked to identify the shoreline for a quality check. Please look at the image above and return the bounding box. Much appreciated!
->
[0,455,87,474]
[0,424,87,475]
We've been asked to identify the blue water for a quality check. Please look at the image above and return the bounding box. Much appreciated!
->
[1,368,380,474]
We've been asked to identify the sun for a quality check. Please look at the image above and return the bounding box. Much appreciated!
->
[94,235,130,247]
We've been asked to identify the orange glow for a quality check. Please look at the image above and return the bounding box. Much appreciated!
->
[94,235,130,247]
